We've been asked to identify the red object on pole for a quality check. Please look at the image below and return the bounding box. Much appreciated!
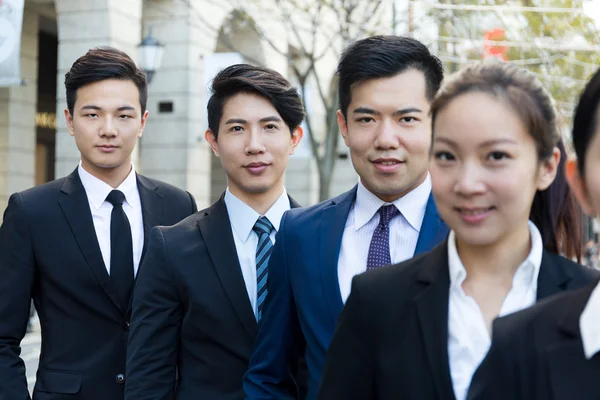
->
[484,28,507,61]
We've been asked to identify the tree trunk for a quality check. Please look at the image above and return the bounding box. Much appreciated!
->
[318,164,333,202]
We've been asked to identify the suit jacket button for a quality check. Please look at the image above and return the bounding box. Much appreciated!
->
[123,321,130,331]
[116,374,125,384]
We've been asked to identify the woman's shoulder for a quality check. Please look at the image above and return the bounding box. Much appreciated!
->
[543,250,600,286]
[353,243,449,297]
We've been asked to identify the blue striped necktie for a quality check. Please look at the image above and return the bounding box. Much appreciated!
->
[253,216,274,322]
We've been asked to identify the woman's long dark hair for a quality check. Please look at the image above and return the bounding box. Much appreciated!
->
[529,139,582,261]
[431,62,582,261]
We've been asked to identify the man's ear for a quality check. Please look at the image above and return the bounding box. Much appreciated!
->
[137,110,149,138]
[205,129,219,157]
[65,108,75,137]
[337,110,350,147]
[566,158,596,216]
[289,126,304,155]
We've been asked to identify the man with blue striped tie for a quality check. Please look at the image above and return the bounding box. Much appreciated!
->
[125,64,306,400]
[244,36,449,400]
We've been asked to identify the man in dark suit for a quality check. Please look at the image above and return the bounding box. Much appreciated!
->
[467,279,600,400]
[125,64,305,400]
[244,35,448,400]
[0,47,197,400]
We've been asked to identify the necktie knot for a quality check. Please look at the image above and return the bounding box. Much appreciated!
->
[378,204,399,226]
[106,190,126,207]
[253,216,274,236]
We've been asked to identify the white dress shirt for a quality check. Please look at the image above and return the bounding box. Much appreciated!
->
[337,174,432,303]
[447,221,543,400]
[224,188,291,319]
[78,163,144,277]
[580,280,600,360]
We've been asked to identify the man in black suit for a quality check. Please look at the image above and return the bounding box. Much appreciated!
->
[0,47,197,400]
[125,64,305,400]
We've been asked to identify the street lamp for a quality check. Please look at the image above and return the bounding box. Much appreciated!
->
[138,28,164,84]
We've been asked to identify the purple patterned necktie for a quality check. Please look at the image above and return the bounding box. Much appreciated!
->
[367,205,400,270]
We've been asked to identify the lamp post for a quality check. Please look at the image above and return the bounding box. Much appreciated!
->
[137,28,164,84]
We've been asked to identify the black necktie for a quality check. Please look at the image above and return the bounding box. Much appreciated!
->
[106,190,134,310]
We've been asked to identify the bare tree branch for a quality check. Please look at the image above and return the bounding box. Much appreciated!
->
[300,81,323,167]
[155,0,387,200]
[309,2,323,57]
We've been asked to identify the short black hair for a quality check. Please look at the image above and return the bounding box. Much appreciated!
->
[207,64,305,138]
[572,67,600,175]
[337,35,444,118]
[64,47,148,117]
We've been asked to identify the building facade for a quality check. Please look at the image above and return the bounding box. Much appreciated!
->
[0,0,368,221]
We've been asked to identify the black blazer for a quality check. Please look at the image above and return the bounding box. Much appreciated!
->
[125,194,305,400]
[468,278,600,400]
[0,169,197,400]
[318,241,599,400]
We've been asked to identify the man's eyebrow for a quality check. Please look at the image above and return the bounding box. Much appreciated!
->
[352,107,423,116]
[352,107,380,115]
[392,107,423,116]
[80,105,101,111]
[259,116,283,123]
[117,106,136,112]
[225,118,247,124]
[79,105,137,112]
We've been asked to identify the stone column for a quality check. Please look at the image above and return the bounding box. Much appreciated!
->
[141,0,228,209]
[0,4,39,220]
[54,0,142,179]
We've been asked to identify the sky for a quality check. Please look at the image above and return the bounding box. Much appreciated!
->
[583,0,600,26]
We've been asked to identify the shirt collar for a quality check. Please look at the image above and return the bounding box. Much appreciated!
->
[224,187,291,244]
[580,280,600,360]
[448,220,543,288]
[78,162,139,210]
[353,173,432,231]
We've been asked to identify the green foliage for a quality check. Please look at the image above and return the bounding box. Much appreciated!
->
[429,0,600,126]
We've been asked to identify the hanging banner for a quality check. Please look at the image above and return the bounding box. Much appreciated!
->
[483,28,507,62]
[0,0,23,86]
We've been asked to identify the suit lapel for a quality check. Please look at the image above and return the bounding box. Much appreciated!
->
[198,196,257,339]
[414,242,456,400]
[536,251,572,300]
[136,174,163,268]
[318,187,357,324]
[414,194,448,256]
[546,283,600,399]
[288,195,301,209]
[58,169,123,314]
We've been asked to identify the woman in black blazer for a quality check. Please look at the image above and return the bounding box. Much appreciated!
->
[467,68,600,400]
[318,62,599,400]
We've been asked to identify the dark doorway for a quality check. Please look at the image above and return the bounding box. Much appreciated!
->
[35,17,57,185]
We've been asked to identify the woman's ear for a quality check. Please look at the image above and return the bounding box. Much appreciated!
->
[537,146,560,191]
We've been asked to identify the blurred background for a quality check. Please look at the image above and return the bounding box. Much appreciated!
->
[1,0,599,212]
[1,0,598,391]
